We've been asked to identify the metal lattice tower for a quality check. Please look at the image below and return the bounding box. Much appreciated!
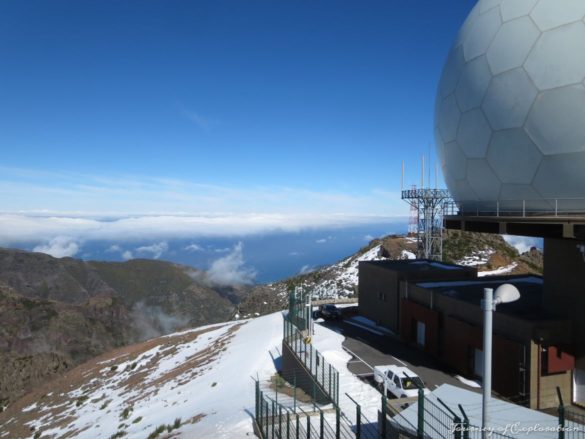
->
[402,188,451,260]
[401,158,453,261]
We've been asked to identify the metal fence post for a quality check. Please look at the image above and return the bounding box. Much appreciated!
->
[320,409,324,438]
[296,413,300,439]
[293,373,297,412]
[259,391,263,433]
[279,406,283,438]
[356,402,362,439]
[329,364,332,400]
[286,411,290,439]
[453,415,462,439]
[418,388,424,438]
[336,406,341,439]
[557,387,565,439]
[458,404,470,439]
[381,395,387,439]
[265,399,269,439]
[307,413,311,437]
[255,380,259,421]
[336,372,339,405]
[272,400,275,439]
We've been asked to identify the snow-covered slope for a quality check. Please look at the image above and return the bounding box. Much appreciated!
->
[263,238,418,303]
[0,314,283,439]
[0,310,387,439]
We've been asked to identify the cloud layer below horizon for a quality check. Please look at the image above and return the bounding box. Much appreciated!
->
[0,212,402,247]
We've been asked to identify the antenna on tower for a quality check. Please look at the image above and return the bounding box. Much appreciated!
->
[428,143,432,190]
[421,155,425,189]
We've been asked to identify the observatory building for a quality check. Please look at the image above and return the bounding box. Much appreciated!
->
[435,0,585,407]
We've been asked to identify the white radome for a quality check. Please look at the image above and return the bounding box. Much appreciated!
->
[435,0,585,214]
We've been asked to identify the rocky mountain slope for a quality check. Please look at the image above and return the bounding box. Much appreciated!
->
[0,231,543,410]
[0,249,239,408]
[0,314,284,439]
[240,231,543,316]
[0,310,387,439]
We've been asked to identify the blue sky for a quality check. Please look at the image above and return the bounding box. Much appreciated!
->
[0,0,476,246]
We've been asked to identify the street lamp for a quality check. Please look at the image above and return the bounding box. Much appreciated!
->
[481,284,521,438]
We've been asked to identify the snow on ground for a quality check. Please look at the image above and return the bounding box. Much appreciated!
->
[478,262,517,277]
[401,249,416,260]
[345,316,396,337]
[312,322,382,424]
[3,310,385,439]
[310,245,384,298]
[2,313,284,439]
[454,375,481,389]
[457,248,495,267]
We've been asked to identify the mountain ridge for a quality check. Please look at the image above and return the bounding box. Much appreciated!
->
[0,249,239,407]
[0,231,543,410]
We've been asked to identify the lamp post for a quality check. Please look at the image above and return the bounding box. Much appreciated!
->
[481,284,520,439]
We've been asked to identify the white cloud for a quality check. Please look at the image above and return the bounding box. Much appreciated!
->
[135,242,169,259]
[316,235,333,244]
[364,234,374,241]
[33,236,80,258]
[0,166,408,218]
[0,213,403,247]
[502,235,543,254]
[107,243,135,260]
[184,243,203,252]
[107,244,122,253]
[204,242,256,287]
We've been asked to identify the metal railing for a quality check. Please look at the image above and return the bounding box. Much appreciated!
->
[283,315,339,406]
[558,387,585,439]
[451,198,585,218]
[255,379,359,439]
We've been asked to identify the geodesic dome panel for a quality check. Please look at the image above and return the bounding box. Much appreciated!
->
[435,0,585,214]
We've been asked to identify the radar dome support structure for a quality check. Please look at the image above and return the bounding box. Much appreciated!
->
[401,158,453,261]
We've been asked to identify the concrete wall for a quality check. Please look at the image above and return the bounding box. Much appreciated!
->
[543,237,585,370]
[281,341,330,405]
[400,299,440,355]
[528,341,573,410]
[359,263,400,332]
[403,284,572,406]
[358,261,476,333]
[439,313,525,399]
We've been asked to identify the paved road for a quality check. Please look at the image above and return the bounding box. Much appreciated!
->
[317,316,481,396]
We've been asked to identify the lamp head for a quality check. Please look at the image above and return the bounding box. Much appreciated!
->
[494,284,521,305]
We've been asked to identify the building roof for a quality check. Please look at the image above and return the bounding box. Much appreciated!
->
[416,275,546,320]
[360,259,471,274]
[392,384,577,438]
